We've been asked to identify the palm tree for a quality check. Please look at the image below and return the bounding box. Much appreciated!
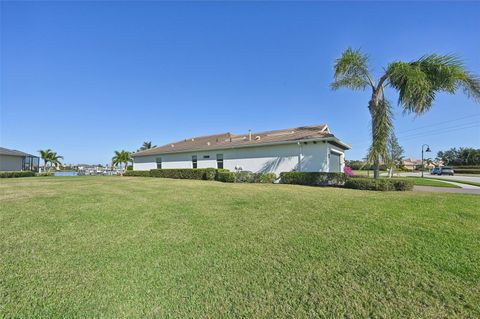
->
[49,152,64,170]
[332,48,480,178]
[138,141,156,152]
[112,150,131,174]
[38,149,53,172]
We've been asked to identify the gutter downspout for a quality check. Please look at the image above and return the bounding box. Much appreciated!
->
[297,142,303,172]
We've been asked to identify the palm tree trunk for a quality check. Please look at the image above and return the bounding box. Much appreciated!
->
[368,98,381,179]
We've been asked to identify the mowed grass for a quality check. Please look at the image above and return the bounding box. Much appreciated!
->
[1,177,479,318]
[406,177,461,188]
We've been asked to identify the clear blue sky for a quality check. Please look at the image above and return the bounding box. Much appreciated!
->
[1,1,479,165]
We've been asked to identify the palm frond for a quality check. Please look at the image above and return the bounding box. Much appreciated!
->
[387,54,480,114]
[331,48,373,91]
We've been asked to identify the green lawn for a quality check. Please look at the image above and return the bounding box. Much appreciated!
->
[1,177,479,317]
[406,177,461,188]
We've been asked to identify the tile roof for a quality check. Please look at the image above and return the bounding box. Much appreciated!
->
[0,147,37,157]
[133,124,349,157]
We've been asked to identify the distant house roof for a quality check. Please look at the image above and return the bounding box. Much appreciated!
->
[133,124,350,157]
[0,147,37,158]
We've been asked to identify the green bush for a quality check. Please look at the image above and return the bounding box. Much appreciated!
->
[124,170,151,177]
[235,171,255,183]
[150,168,218,180]
[453,169,480,174]
[452,165,480,169]
[344,178,413,191]
[391,179,415,191]
[216,171,235,183]
[0,171,35,178]
[279,172,348,186]
[36,172,53,177]
[253,172,277,183]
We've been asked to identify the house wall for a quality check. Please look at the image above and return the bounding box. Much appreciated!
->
[0,155,24,171]
[133,142,345,175]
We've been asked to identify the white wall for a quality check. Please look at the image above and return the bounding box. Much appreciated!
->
[0,155,23,171]
[133,142,345,175]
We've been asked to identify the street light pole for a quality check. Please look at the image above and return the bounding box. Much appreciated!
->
[421,144,431,178]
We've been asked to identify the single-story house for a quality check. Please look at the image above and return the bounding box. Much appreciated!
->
[0,147,40,172]
[132,124,350,176]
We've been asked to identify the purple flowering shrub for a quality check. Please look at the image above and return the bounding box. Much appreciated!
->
[343,165,354,177]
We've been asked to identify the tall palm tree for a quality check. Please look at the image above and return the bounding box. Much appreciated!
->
[332,48,480,178]
[112,150,131,174]
[138,141,156,152]
[38,149,53,172]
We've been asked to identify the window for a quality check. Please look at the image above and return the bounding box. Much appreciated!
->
[216,154,223,169]
[192,155,197,168]
[203,155,210,159]
[156,157,162,169]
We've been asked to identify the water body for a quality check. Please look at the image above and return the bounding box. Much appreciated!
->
[53,171,79,177]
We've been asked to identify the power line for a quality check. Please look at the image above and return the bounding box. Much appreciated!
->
[396,113,480,134]
[398,121,479,140]
[399,124,479,142]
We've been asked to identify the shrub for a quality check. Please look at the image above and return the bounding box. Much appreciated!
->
[253,172,277,183]
[343,165,354,177]
[150,168,218,180]
[453,168,480,174]
[344,178,413,191]
[279,172,348,186]
[0,171,35,178]
[235,171,255,183]
[36,172,53,177]
[391,179,415,191]
[124,170,151,177]
[216,171,235,183]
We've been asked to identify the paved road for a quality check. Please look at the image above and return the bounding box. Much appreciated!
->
[414,186,480,194]
[391,172,480,184]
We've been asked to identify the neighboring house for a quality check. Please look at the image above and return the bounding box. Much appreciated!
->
[0,147,40,171]
[402,158,436,171]
[132,124,350,176]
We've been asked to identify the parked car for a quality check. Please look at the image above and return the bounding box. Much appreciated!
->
[431,167,440,175]
[438,167,454,176]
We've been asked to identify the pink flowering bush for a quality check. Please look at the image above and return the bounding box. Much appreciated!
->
[343,165,354,177]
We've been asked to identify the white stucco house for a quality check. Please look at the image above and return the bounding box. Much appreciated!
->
[132,124,350,176]
[0,147,40,171]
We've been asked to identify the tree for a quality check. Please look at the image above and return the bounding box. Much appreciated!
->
[332,48,480,178]
[112,150,131,175]
[138,141,156,152]
[38,149,53,171]
[49,152,63,170]
[437,147,480,166]
[386,132,404,177]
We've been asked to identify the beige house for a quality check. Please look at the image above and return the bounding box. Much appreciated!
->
[132,124,350,176]
[0,147,39,171]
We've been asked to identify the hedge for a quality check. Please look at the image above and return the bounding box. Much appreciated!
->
[216,171,235,183]
[279,172,348,186]
[344,178,414,191]
[150,168,218,180]
[453,169,480,174]
[124,170,151,177]
[0,171,35,178]
[253,172,276,183]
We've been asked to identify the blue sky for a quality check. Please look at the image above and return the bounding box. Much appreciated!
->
[1,1,479,164]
